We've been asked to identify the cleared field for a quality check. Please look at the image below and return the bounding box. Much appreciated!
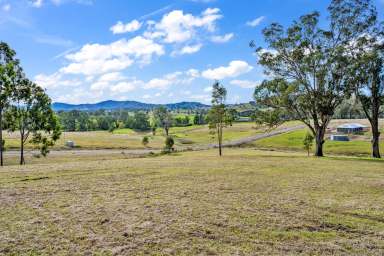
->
[3,130,164,150]
[0,149,383,255]
[252,128,384,156]
[251,119,384,156]
[2,122,267,151]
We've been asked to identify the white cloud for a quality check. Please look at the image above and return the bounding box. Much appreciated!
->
[187,68,200,78]
[211,33,233,43]
[144,78,171,90]
[203,86,212,92]
[173,44,203,56]
[143,70,199,90]
[202,60,253,80]
[31,0,43,7]
[34,72,81,89]
[61,36,164,75]
[90,72,127,91]
[246,16,265,27]
[144,8,222,44]
[110,80,141,93]
[2,4,11,11]
[61,57,134,76]
[230,79,260,89]
[110,19,142,34]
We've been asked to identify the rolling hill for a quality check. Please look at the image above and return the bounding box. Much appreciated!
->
[52,100,210,111]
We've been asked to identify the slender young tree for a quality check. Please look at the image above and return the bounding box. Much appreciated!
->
[7,79,61,165]
[207,81,232,156]
[252,0,377,156]
[303,132,314,156]
[0,42,19,166]
[153,106,172,136]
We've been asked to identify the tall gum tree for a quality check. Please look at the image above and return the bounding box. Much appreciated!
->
[353,47,384,158]
[253,0,377,156]
[0,42,19,166]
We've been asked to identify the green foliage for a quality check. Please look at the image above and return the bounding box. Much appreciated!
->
[303,132,314,156]
[207,81,234,156]
[252,0,377,156]
[153,106,173,136]
[7,80,61,164]
[142,136,149,147]
[164,136,174,152]
[254,109,286,130]
[0,42,20,165]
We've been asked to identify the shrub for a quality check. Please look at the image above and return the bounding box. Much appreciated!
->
[142,136,149,147]
[164,136,174,153]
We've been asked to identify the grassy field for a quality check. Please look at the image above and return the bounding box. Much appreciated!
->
[252,128,384,156]
[2,122,268,151]
[0,149,383,255]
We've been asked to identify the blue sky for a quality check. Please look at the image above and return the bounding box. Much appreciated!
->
[1,0,383,104]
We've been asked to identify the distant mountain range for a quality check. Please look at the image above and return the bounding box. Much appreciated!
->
[52,100,210,111]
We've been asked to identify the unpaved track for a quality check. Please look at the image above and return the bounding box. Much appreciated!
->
[5,125,304,158]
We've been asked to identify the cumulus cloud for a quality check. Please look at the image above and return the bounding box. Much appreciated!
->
[211,33,233,43]
[90,72,127,91]
[172,44,203,56]
[144,8,222,44]
[143,70,199,90]
[246,16,265,27]
[202,60,253,80]
[34,72,81,89]
[110,19,142,34]
[230,79,260,89]
[110,80,141,93]
[61,36,164,75]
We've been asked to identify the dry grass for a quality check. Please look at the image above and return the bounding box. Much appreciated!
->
[0,149,383,255]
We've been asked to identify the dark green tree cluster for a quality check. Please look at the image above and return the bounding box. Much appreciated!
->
[57,110,151,132]
[0,42,61,165]
[252,0,383,158]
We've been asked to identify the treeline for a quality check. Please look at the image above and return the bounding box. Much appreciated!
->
[56,109,208,132]
[0,42,61,165]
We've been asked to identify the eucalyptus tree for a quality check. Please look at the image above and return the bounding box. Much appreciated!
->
[0,42,20,166]
[252,0,377,156]
[353,39,384,158]
[207,81,232,156]
[153,106,172,136]
[7,79,61,165]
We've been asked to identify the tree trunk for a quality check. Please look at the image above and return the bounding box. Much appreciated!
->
[0,109,3,166]
[20,138,25,165]
[371,122,381,158]
[164,127,169,136]
[315,127,325,157]
[218,125,222,156]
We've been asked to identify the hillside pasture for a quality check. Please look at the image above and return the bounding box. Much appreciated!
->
[0,149,383,255]
[251,119,384,156]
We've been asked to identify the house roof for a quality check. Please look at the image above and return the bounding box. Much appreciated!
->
[337,123,368,129]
